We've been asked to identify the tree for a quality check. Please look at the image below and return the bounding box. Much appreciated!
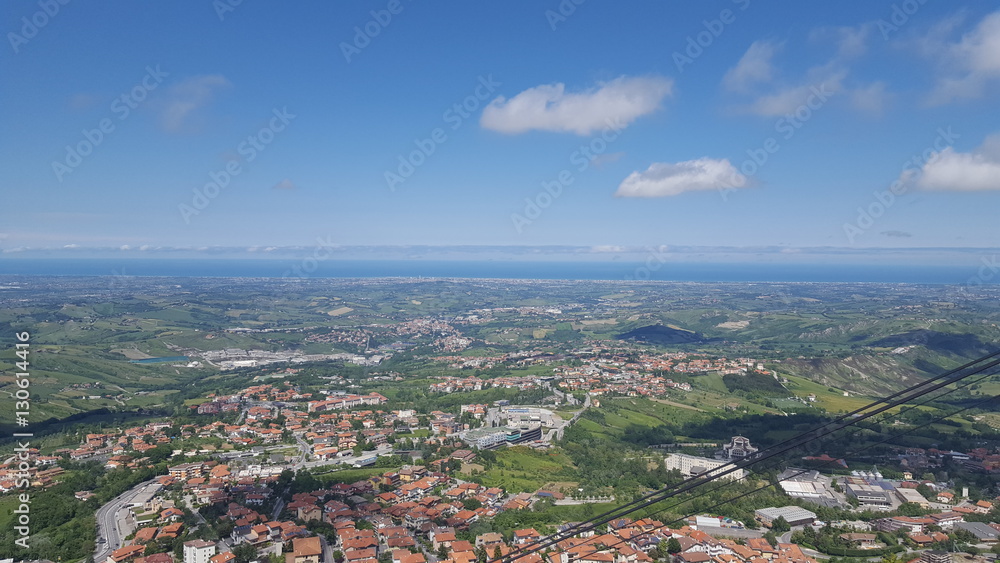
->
[233,544,257,563]
[666,538,682,554]
[438,545,451,560]
[916,484,934,500]
[771,516,791,534]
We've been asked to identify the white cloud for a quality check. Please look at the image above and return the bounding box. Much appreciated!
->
[615,157,745,198]
[273,179,296,190]
[160,75,231,132]
[480,75,673,135]
[903,133,1000,191]
[923,11,1000,105]
[723,40,781,92]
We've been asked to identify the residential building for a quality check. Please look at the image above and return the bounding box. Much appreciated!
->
[183,540,216,563]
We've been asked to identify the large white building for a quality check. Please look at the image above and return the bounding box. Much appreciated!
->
[664,453,746,481]
[722,436,758,460]
[755,506,817,527]
[183,539,217,563]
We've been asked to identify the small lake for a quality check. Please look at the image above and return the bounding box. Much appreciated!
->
[130,356,189,364]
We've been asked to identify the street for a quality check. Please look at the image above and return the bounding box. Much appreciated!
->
[93,478,158,562]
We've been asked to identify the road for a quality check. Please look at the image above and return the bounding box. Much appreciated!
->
[184,493,233,552]
[292,432,312,469]
[94,478,158,562]
[320,534,335,563]
[553,393,591,441]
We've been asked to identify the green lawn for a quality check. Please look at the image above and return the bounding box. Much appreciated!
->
[472,447,576,493]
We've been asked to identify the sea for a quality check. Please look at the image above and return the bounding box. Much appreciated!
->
[0,258,991,284]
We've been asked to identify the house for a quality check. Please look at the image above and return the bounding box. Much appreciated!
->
[209,553,236,563]
[345,548,378,563]
[908,532,949,547]
[513,528,542,545]
[107,545,147,563]
[290,537,323,563]
[936,491,955,504]
[476,532,505,549]
[134,527,158,544]
[676,553,711,563]
[432,531,457,550]
[161,507,185,522]
[297,504,322,522]
[159,523,184,539]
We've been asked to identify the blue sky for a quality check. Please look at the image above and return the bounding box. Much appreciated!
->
[2,1,1000,263]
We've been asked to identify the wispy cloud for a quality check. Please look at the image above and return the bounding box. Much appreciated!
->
[849,81,890,114]
[159,74,231,133]
[920,10,1000,105]
[880,230,913,238]
[728,23,884,117]
[273,179,296,190]
[723,40,781,92]
[744,66,846,116]
[810,23,873,59]
[480,75,673,135]
[615,157,744,198]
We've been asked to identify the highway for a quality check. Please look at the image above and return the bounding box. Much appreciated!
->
[93,478,158,562]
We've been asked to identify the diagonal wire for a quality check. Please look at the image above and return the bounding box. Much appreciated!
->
[494,351,1000,563]
[507,389,1000,563]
